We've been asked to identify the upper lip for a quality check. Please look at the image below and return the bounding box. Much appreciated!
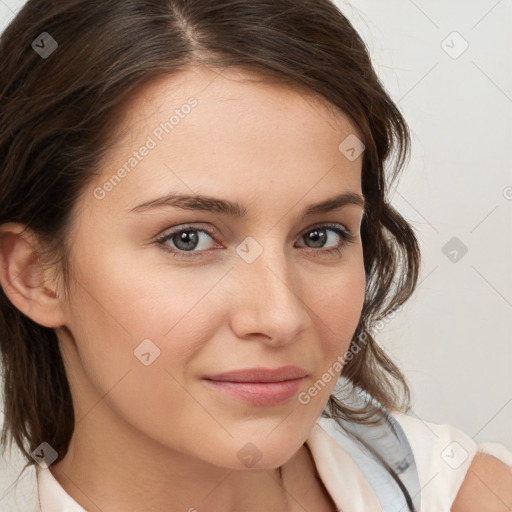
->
[203,366,308,383]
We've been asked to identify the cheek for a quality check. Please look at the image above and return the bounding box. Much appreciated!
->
[314,259,366,349]
[292,257,366,412]
[64,243,225,415]
[64,265,214,448]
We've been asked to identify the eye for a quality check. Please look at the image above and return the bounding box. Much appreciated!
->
[154,222,357,259]
[296,223,357,257]
[155,224,219,258]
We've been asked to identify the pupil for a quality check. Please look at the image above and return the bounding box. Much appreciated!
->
[176,231,198,250]
[308,229,326,248]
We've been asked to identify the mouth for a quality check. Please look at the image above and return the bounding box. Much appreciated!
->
[201,366,308,406]
[201,379,306,406]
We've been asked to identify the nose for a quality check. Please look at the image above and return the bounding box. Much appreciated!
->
[228,240,312,347]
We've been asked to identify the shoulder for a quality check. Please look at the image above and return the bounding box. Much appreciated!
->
[390,411,512,511]
[451,450,512,511]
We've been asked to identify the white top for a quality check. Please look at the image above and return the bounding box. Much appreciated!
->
[2,411,512,512]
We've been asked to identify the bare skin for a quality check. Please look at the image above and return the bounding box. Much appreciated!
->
[451,451,512,512]
[0,66,366,511]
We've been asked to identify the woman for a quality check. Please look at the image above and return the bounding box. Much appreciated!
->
[0,1,511,511]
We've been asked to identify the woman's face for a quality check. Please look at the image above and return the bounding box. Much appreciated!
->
[55,66,366,470]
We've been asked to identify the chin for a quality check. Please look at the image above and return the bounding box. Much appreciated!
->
[212,434,305,471]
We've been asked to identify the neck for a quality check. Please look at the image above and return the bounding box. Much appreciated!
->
[49,413,310,512]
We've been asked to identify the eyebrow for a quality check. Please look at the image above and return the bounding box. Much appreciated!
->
[128,191,366,218]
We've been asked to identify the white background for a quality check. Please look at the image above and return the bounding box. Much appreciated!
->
[0,0,511,478]
[334,0,512,450]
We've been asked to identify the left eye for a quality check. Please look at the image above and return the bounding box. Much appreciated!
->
[296,224,356,252]
[155,223,356,259]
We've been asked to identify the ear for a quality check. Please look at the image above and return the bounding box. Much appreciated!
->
[0,222,66,328]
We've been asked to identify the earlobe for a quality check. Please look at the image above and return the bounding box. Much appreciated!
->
[0,222,66,328]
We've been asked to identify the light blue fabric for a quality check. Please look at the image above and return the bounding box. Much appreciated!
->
[319,381,421,512]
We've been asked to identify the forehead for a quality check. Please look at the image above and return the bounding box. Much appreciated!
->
[114,66,357,137]
[81,66,363,219]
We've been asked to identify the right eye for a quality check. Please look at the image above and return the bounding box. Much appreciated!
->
[155,224,220,259]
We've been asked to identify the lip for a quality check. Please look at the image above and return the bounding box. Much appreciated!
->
[201,366,308,406]
[203,366,308,382]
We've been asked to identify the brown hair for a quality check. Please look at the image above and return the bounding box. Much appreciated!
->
[0,0,420,507]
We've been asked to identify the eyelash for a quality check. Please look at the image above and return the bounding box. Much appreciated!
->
[154,222,357,260]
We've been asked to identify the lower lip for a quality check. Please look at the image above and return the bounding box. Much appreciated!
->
[202,378,305,406]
